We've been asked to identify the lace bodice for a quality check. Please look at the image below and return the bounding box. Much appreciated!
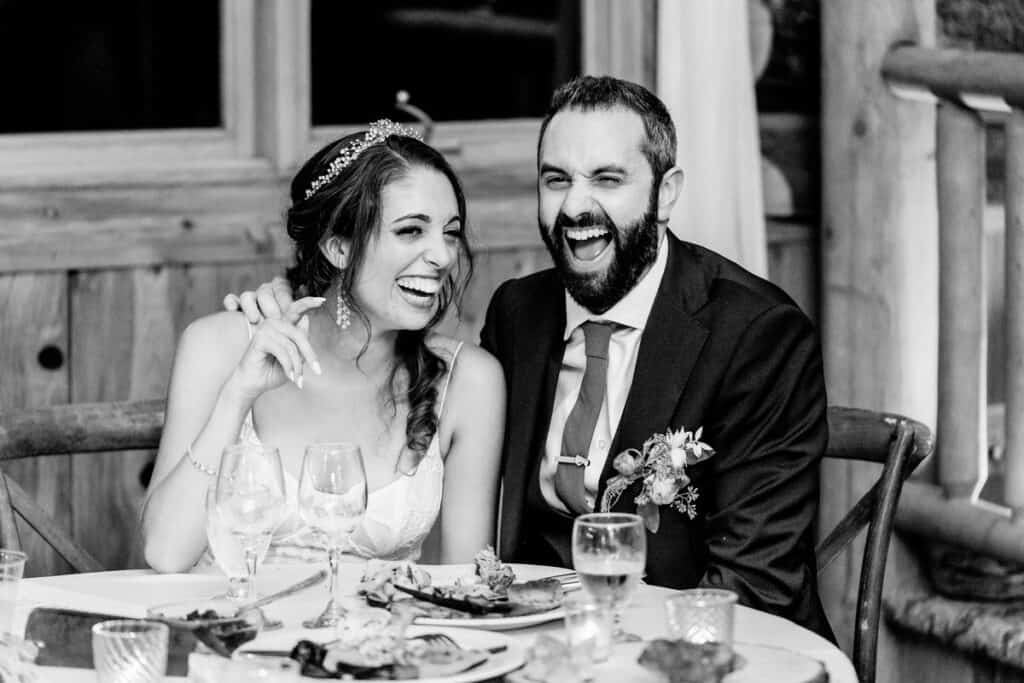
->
[200,331,462,566]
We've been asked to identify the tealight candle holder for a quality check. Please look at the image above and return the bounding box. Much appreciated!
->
[665,588,738,645]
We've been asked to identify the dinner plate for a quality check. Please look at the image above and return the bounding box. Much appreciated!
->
[236,624,526,682]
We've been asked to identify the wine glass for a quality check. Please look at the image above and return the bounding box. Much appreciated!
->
[210,443,287,602]
[205,485,271,600]
[298,442,367,628]
[572,512,647,643]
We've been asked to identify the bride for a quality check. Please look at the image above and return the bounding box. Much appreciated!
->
[142,121,505,572]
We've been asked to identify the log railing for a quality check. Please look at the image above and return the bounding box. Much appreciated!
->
[882,45,1024,555]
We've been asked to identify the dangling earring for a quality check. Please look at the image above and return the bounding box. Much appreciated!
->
[335,289,352,330]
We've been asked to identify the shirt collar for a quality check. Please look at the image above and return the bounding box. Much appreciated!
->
[563,233,669,340]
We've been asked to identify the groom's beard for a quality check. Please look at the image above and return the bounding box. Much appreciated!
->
[539,196,660,315]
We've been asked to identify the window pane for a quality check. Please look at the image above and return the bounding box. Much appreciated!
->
[0,0,220,134]
[311,1,580,125]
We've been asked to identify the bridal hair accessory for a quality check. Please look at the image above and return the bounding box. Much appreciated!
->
[304,119,424,199]
[600,426,715,533]
[335,289,352,330]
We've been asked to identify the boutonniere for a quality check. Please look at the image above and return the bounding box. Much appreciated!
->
[599,426,715,533]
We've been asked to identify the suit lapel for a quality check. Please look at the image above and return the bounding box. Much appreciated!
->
[500,277,565,555]
[596,235,710,503]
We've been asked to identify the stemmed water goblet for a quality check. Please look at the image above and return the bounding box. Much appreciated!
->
[298,442,368,628]
[208,443,287,602]
[572,512,647,643]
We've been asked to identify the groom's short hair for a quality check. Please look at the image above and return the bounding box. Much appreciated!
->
[537,75,678,181]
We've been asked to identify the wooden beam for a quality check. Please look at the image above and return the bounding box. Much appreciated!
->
[1004,108,1024,513]
[883,46,1024,105]
[896,481,1024,564]
[820,0,936,657]
[936,101,987,499]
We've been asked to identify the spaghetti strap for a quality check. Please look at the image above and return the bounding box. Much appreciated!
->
[436,341,464,418]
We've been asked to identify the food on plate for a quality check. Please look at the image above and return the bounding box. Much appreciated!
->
[325,607,407,668]
[168,608,261,655]
[285,609,489,679]
[357,559,432,604]
[472,546,516,592]
[638,638,736,683]
[357,551,564,621]
[509,634,579,683]
[506,578,564,610]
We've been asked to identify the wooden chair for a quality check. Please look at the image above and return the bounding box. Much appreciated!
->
[816,407,934,683]
[0,400,165,573]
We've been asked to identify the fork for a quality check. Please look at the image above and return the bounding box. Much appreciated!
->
[545,571,581,589]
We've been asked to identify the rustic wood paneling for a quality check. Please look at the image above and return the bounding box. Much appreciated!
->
[69,268,168,570]
[0,272,70,577]
[66,261,287,571]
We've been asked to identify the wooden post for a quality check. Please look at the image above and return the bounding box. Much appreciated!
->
[935,100,987,500]
[821,0,936,661]
[1005,108,1024,513]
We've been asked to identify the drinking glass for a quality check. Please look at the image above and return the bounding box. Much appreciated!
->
[571,512,646,643]
[91,620,169,683]
[205,485,272,600]
[665,588,737,645]
[562,592,614,670]
[210,443,287,602]
[0,550,26,634]
[298,442,367,628]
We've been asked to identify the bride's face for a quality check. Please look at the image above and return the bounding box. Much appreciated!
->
[350,165,463,334]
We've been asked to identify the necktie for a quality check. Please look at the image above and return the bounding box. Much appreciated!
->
[555,321,614,515]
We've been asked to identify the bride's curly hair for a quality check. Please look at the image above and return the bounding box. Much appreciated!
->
[285,131,473,469]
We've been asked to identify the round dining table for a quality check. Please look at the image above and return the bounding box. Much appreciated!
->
[12,563,856,682]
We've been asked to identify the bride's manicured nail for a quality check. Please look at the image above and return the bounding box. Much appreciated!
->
[296,374,304,390]
[312,361,323,375]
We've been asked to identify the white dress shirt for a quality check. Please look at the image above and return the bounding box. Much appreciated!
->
[540,234,669,513]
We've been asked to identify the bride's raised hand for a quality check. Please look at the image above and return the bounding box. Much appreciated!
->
[229,298,323,400]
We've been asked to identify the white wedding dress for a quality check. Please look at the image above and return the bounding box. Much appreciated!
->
[199,339,462,567]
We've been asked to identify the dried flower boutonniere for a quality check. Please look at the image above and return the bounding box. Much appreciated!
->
[599,426,715,533]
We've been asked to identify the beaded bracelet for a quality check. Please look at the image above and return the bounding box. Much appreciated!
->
[185,447,217,477]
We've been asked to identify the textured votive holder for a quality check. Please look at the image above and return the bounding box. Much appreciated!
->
[665,589,738,645]
[91,619,169,683]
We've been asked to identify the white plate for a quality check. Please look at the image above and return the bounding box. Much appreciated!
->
[237,624,525,682]
[412,606,564,631]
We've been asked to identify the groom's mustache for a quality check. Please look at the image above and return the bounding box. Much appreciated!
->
[553,211,615,233]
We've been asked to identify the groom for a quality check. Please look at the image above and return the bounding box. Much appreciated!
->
[228,76,832,640]
[480,76,831,640]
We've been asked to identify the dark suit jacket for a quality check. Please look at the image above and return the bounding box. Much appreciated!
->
[479,232,833,641]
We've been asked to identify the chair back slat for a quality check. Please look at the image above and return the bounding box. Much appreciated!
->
[0,400,165,574]
[4,474,104,573]
[819,406,933,683]
[0,400,164,462]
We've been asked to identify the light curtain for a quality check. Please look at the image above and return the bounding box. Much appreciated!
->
[657,0,767,275]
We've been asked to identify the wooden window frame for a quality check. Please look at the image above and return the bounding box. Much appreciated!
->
[0,0,268,186]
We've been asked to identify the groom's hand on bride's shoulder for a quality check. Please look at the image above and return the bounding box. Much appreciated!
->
[223,276,297,324]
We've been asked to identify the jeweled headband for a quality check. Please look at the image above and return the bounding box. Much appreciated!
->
[304,119,424,199]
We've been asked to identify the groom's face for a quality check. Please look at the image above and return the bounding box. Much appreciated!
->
[537,107,662,314]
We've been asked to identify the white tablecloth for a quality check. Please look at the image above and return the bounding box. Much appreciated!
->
[14,564,855,682]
